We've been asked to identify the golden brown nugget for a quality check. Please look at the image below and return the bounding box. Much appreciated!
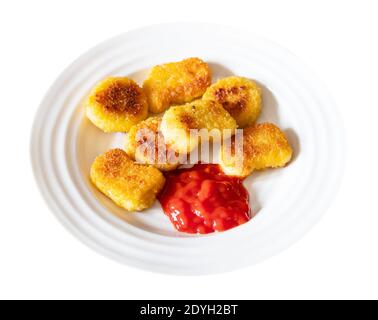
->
[143,57,211,113]
[160,99,237,154]
[90,149,165,211]
[220,123,293,177]
[203,76,262,128]
[125,116,182,171]
[86,77,148,132]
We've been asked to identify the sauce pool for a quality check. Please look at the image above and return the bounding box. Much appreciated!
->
[158,164,251,234]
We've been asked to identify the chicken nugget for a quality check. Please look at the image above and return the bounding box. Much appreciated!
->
[203,76,262,128]
[143,57,211,113]
[125,116,182,171]
[90,149,165,211]
[220,123,292,177]
[160,99,237,154]
[86,77,148,132]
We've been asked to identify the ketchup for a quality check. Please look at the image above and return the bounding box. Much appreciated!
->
[158,164,251,234]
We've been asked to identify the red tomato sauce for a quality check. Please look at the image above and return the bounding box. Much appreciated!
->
[158,164,251,234]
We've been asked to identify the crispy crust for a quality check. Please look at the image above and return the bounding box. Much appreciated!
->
[125,117,182,171]
[94,81,144,115]
[220,123,293,177]
[160,99,237,153]
[203,76,262,128]
[86,77,148,132]
[143,57,212,113]
[90,149,165,211]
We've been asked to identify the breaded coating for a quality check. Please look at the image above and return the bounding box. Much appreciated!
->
[160,99,237,154]
[86,77,148,132]
[143,57,211,113]
[125,116,182,171]
[220,123,292,177]
[203,76,262,128]
[90,149,165,211]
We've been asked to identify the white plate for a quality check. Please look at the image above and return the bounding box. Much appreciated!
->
[31,23,345,275]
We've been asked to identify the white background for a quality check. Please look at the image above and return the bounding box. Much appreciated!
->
[0,0,377,300]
